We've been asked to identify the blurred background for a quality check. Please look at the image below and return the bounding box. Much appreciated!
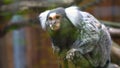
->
[0,0,120,68]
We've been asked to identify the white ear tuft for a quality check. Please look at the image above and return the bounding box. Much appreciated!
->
[39,10,50,30]
[65,6,83,27]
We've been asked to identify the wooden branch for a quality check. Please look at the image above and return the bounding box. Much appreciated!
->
[0,0,73,12]
[108,63,120,68]
[112,42,120,59]
[0,0,102,12]
[111,41,120,66]
[108,27,120,37]
[100,20,120,28]
[0,18,40,37]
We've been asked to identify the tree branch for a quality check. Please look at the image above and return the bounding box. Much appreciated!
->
[100,20,120,28]
[0,18,40,37]
[0,0,73,12]
[0,0,102,12]
[108,27,120,37]
[111,41,120,66]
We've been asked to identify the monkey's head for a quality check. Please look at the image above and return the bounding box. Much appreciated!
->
[47,8,66,31]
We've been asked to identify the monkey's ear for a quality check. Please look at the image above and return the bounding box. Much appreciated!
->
[39,10,50,30]
[65,6,83,27]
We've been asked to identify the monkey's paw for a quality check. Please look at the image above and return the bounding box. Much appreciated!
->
[66,48,81,61]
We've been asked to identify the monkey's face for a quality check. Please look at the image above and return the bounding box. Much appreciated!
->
[47,13,62,31]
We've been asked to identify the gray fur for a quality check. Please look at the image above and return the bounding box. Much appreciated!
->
[39,6,112,68]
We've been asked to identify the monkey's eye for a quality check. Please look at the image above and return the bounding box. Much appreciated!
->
[48,17,52,20]
[56,15,61,19]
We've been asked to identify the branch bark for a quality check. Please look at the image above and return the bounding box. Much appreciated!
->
[0,0,102,12]
[0,0,73,12]
[108,27,120,37]
[100,20,120,28]
[0,18,40,37]
[111,41,120,66]
[112,42,120,59]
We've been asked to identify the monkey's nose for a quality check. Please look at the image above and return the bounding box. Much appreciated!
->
[51,20,56,24]
[53,21,56,24]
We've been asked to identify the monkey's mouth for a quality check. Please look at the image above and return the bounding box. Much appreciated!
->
[50,22,60,30]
